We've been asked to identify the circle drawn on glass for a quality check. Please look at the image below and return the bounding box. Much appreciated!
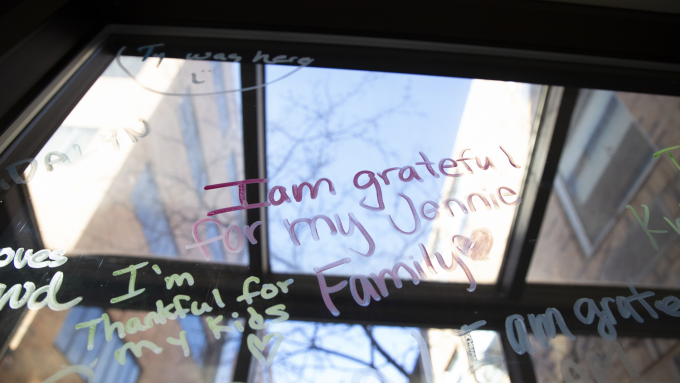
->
[115,46,311,96]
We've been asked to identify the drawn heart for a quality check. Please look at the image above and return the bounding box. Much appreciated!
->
[247,332,283,366]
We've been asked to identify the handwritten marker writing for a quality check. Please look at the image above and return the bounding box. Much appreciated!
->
[116,45,314,97]
[110,262,148,304]
[457,320,487,336]
[40,361,97,383]
[410,330,434,383]
[653,141,680,171]
[186,234,224,249]
[189,219,262,260]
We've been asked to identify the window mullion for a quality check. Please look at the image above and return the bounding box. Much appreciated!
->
[240,63,270,277]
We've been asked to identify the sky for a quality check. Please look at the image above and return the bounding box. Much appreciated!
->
[264,64,472,277]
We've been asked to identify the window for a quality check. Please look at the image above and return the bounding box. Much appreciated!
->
[24,55,248,264]
[555,89,657,256]
[1,24,680,383]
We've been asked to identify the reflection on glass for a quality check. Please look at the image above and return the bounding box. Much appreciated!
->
[557,90,656,253]
[529,90,680,287]
[249,320,509,383]
[26,56,248,265]
[0,306,241,383]
[530,334,680,383]
[55,307,140,383]
[429,328,509,383]
[265,66,541,284]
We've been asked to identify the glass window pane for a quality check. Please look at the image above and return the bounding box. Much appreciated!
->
[26,56,248,265]
[266,66,541,284]
[528,90,680,288]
